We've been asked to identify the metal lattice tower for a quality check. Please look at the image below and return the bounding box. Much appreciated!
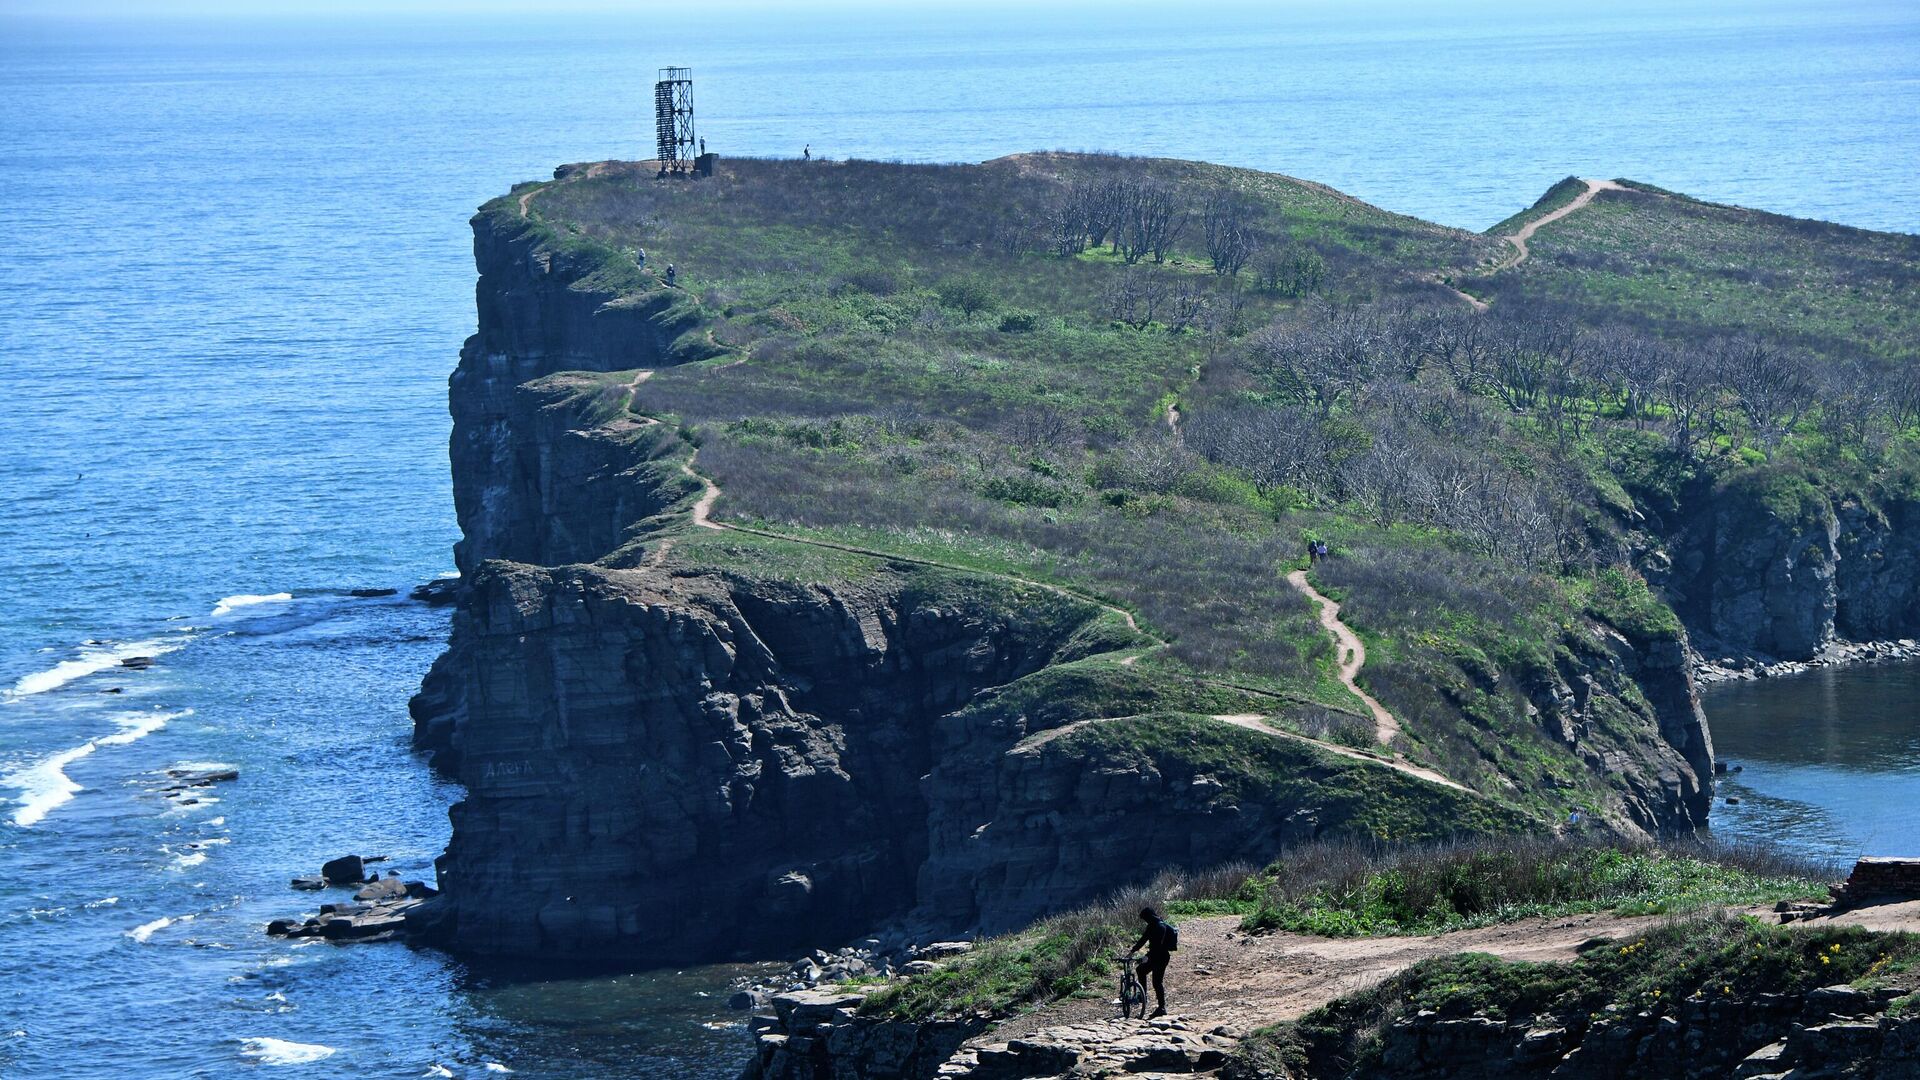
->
[654,67,696,172]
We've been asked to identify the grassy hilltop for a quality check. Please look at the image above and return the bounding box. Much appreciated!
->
[490,152,1919,840]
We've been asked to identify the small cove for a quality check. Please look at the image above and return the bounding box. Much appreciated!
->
[1702,660,1920,866]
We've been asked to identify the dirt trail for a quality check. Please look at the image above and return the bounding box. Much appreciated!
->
[1286,569,1398,745]
[1498,178,1624,270]
[949,899,1920,1074]
[1434,177,1623,309]
[1210,713,1468,793]
[982,908,1755,1050]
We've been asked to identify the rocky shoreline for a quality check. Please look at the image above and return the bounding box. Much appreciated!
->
[1689,636,1920,685]
[265,853,438,945]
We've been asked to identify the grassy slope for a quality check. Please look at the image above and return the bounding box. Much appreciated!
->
[1472,181,1920,361]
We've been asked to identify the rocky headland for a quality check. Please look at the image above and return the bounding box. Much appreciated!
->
[394,155,1920,1069]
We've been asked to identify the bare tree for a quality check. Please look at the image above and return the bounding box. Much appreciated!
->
[1655,346,1729,460]
[1103,267,1170,329]
[1245,307,1386,418]
[1166,280,1210,333]
[1202,193,1258,277]
[1713,336,1814,452]
[1118,179,1188,265]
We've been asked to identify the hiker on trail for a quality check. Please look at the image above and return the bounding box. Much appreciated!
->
[634,247,646,268]
[1307,539,1319,566]
[665,263,677,286]
[1315,539,1330,563]
[1129,906,1176,1018]
[803,144,811,161]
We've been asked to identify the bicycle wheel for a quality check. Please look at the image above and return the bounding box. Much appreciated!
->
[1122,973,1147,1018]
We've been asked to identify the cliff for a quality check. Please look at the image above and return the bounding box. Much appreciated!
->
[408,156,1917,966]
[1665,468,1920,664]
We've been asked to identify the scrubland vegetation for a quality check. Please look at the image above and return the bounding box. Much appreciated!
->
[504,150,1919,836]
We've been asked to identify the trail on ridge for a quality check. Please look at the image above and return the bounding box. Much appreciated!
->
[1435,177,1625,308]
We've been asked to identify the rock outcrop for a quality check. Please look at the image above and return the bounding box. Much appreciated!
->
[409,558,1105,963]
[1671,470,1920,662]
[1331,984,1920,1080]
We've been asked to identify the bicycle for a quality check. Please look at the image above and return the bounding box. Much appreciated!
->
[1113,955,1149,1019]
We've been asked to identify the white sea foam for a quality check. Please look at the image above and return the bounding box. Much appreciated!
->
[7,743,96,827]
[86,896,120,908]
[424,1066,454,1078]
[5,710,186,827]
[128,913,193,943]
[238,1037,336,1066]
[173,851,208,868]
[7,638,183,698]
[484,1065,514,1074]
[211,593,293,618]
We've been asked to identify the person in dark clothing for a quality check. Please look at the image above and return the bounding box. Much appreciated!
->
[1129,906,1172,1017]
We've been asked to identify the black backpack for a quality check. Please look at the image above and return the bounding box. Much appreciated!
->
[1160,918,1179,952]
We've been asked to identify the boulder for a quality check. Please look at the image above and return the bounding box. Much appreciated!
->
[321,854,366,885]
[354,875,409,901]
[290,876,327,891]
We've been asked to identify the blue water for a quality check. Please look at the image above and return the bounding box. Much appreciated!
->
[1705,663,1920,867]
[1,2,1916,1076]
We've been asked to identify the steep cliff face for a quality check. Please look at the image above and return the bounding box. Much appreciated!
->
[1670,470,1920,661]
[1515,622,1713,834]
[450,207,704,576]
[416,560,1100,964]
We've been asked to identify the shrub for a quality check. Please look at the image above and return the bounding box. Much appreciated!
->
[998,310,1041,333]
[1242,836,1831,937]
[936,274,1000,317]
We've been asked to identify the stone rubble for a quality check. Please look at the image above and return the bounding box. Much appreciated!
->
[265,855,435,945]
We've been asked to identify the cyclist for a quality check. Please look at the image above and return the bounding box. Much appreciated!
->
[1128,906,1173,1017]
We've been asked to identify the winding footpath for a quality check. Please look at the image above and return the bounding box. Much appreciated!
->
[1286,569,1399,745]
[1437,177,1624,310]
[1497,178,1624,270]
[647,428,1468,795]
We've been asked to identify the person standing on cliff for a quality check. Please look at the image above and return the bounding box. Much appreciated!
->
[1129,906,1175,1018]
[803,144,811,161]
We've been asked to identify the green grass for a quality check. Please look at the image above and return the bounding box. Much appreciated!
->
[1241,838,1829,937]
[1230,914,1920,1079]
[1477,182,1920,362]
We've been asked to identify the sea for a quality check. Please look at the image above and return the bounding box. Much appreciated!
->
[1,1,1915,1076]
